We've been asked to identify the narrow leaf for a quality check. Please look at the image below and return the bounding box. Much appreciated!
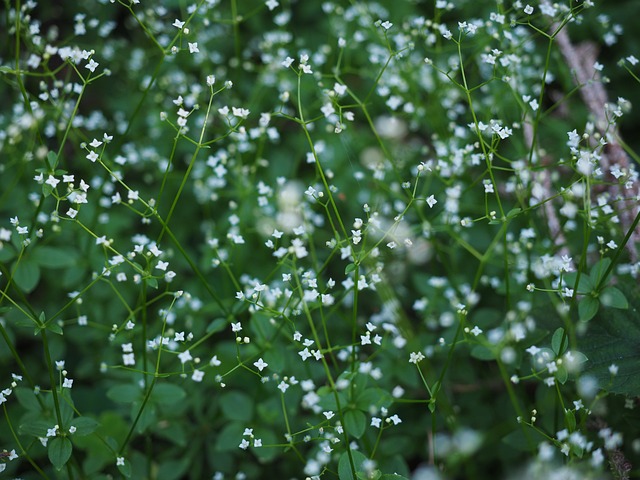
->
[551,328,568,356]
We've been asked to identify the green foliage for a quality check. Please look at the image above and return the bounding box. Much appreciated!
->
[1,0,639,478]
[565,257,629,322]
[48,437,73,470]
[581,285,640,396]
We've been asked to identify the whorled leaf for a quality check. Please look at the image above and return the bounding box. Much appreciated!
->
[580,284,640,396]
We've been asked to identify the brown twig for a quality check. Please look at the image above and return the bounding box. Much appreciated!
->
[523,116,575,268]
[554,26,640,264]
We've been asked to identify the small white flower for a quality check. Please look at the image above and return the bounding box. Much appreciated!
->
[85,59,99,73]
[178,350,193,364]
[409,351,425,364]
[45,175,60,188]
[253,358,268,372]
[277,381,289,393]
[388,414,402,425]
[470,326,482,336]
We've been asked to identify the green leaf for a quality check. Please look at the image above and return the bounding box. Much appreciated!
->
[18,419,51,437]
[263,347,285,373]
[380,476,410,480]
[144,276,158,289]
[470,345,496,361]
[355,388,392,411]
[214,421,245,452]
[506,207,521,219]
[47,151,59,169]
[48,436,73,470]
[346,373,368,401]
[580,285,640,396]
[11,315,37,329]
[150,383,187,406]
[358,472,381,480]
[343,409,366,438]
[117,458,132,478]
[564,272,594,294]
[578,296,599,322]
[570,351,588,365]
[317,387,347,411]
[599,287,628,309]
[45,321,64,335]
[132,400,156,433]
[556,365,568,384]
[206,318,227,334]
[590,257,612,287]
[0,245,16,262]
[551,328,568,356]
[155,421,187,447]
[32,246,79,269]
[220,391,253,421]
[15,387,41,412]
[157,458,190,480]
[11,258,41,293]
[345,263,357,274]
[33,311,54,336]
[338,450,368,480]
[250,428,279,463]
[107,384,142,404]
[70,416,100,436]
[502,426,548,451]
[565,409,576,431]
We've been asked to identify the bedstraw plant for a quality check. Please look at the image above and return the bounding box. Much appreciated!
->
[1,0,639,478]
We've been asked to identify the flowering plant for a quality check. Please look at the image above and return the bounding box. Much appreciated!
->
[1,0,639,478]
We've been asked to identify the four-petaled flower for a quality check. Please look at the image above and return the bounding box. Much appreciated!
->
[253,358,268,372]
[178,350,193,364]
[409,351,425,364]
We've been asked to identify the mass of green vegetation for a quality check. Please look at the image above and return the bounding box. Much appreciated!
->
[1,0,640,478]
